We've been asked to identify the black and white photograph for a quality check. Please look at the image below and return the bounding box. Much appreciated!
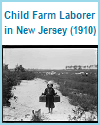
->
[2,46,98,122]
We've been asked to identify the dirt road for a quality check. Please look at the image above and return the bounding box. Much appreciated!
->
[3,78,76,121]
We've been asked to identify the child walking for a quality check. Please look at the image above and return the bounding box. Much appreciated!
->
[42,81,57,113]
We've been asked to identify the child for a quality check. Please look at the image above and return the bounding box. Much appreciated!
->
[42,81,57,113]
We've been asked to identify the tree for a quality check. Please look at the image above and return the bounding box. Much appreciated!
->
[15,64,25,72]
[78,65,82,70]
[65,66,68,70]
[74,65,77,70]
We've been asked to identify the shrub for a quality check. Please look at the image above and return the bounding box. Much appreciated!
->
[3,70,20,106]
[3,70,35,106]
[18,71,35,80]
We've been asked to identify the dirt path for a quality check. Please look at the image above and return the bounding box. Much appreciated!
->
[3,78,75,121]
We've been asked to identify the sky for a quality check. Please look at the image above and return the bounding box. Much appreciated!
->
[3,48,97,69]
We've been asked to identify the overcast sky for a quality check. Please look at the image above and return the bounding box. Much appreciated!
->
[3,48,97,69]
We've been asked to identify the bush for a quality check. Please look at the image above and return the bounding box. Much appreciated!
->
[68,106,97,121]
[3,70,35,106]
[3,70,20,106]
[18,71,35,80]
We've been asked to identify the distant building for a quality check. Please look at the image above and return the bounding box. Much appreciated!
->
[66,65,97,70]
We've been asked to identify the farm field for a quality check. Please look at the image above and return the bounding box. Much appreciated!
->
[3,69,98,121]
